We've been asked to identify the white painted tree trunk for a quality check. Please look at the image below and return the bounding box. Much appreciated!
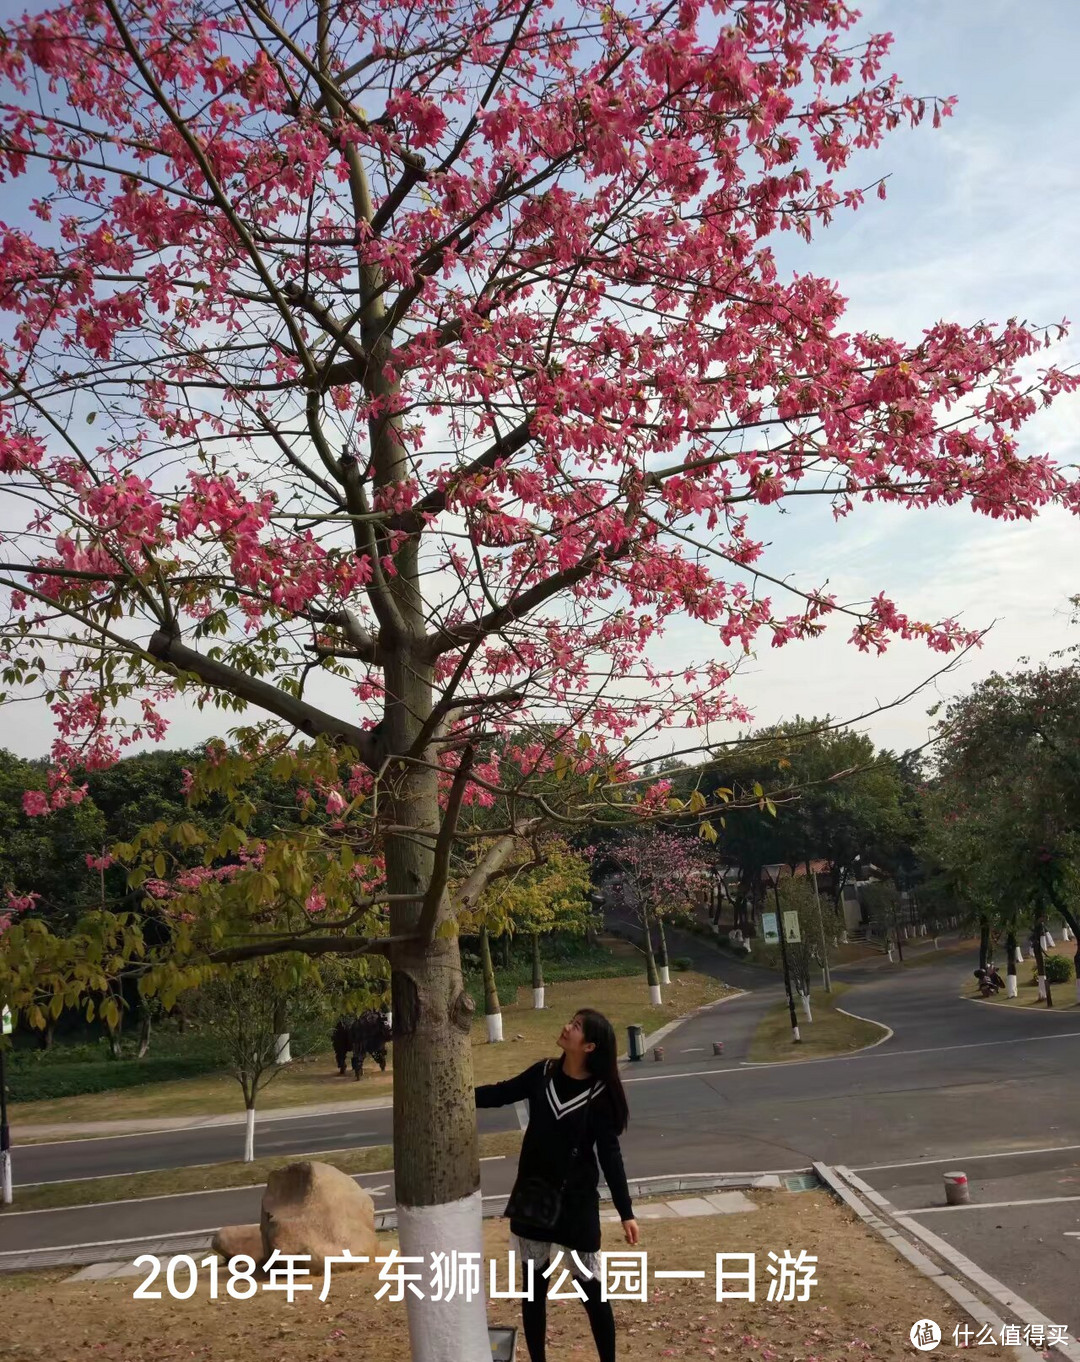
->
[398,1192,491,1361]
[532,987,545,1009]
[486,1012,503,1043]
[1043,933,1055,950]
[659,965,671,985]
[273,1032,291,1064]
[1037,975,1047,1000]
[649,983,662,1006]
[243,1106,255,1163]
[1014,946,1024,963]
[1063,925,1073,942]
[1006,975,1018,998]
[799,991,813,1022]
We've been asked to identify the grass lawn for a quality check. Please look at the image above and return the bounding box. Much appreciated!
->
[899,936,980,969]
[965,938,1078,1010]
[0,1191,1011,1361]
[5,1129,526,1214]
[747,984,888,1063]
[10,954,733,1132]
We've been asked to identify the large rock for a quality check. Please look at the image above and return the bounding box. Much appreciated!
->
[214,1160,377,1270]
[211,1223,262,1263]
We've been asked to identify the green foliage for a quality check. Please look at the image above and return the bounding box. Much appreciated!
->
[672,956,693,972]
[1039,953,1073,984]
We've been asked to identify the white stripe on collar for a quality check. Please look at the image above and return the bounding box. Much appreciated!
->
[545,1076,605,1120]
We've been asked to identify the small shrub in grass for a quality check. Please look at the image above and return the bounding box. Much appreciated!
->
[1033,954,1074,985]
[673,957,693,972]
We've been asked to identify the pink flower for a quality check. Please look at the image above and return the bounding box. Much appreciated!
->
[325,791,346,817]
[22,790,50,817]
[304,890,327,915]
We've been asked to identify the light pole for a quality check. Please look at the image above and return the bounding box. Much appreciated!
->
[0,1006,12,1205]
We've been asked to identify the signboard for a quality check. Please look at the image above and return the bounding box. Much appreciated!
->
[761,912,779,944]
[782,912,802,944]
[1,1006,11,1036]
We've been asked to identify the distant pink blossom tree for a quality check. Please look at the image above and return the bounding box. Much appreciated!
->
[1,2,1078,1355]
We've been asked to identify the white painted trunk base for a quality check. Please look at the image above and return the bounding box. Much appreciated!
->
[1064,926,1073,942]
[398,1191,490,1362]
[532,987,545,1010]
[649,984,662,1006]
[1,1150,12,1206]
[1043,934,1055,951]
[243,1107,255,1163]
[659,965,671,985]
[1014,947,1024,963]
[1006,975,1018,998]
[486,1011,504,1043]
[1037,975,1047,1000]
[799,992,813,1023]
[273,1032,291,1064]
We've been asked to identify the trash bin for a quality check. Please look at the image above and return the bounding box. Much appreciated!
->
[627,1024,646,1062]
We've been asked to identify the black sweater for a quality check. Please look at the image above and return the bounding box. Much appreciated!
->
[476,1058,634,1252]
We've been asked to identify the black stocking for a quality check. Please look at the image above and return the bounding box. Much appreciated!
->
[520,1267,616,1362]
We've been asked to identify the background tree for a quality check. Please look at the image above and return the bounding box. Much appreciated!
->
[190,961,329,1161]
[2,4,1080,1356]
[604,830,707,1001]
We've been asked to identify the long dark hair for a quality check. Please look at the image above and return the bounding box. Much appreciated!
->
[576,1007,629,1134]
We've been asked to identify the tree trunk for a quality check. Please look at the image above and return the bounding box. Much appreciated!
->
[136,1006,152,1060]
[501,932,511,969]
[1031,923,1052,1007]
[656,917,671,984]
[272,997,291,1064]
[243,1101,255,1163]
[531,933,544,1009]
[1006,930,1018,998]
[39,1022,54,1052]
[385,743,488,1360]
[479,927,503,1042]
[642,912,662,1005]
[979,917,990,971]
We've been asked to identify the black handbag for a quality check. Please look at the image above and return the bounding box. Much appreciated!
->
[505,1061,598,1233]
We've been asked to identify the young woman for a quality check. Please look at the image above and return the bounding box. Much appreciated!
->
[476,1007,638,1362]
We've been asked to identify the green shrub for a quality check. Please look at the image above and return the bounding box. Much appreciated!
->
[1035,954,1074,985]
[673,956,693,972]
[6,1054,226,1104]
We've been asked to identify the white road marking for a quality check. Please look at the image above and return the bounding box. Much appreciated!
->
[907,1194,1080,1214]
[680,1047,706,1053]
[624,1028,1080,1085]
[850,1143,1080,1173]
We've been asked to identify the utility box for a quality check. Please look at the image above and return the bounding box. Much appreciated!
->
[627,1024,646,1061]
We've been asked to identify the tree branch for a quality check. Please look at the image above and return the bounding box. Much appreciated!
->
[415,744,476,947]
[147,629,383,768]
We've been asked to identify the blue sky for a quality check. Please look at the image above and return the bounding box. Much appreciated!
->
[678,0,1080,758]
[2,1,1078,761]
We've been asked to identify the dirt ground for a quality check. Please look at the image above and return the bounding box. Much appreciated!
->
[0,1192,1013,1362]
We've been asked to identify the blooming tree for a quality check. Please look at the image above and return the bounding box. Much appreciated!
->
[1,0,1079,1354]
[604,827,709,996]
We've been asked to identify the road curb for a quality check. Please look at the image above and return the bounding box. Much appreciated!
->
[814,1162,1066,1362]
